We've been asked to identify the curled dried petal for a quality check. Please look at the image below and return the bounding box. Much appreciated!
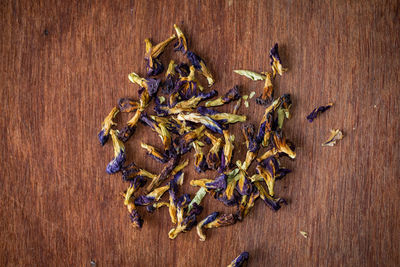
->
[106,130,126,174]
[227,251,249,267]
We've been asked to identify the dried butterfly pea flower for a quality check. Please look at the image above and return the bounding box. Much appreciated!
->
[187,187,207,213]
[106,130,126,174]
[237,187,260,220]
[146,155,180,193]
[193,140,208,173]
[270,130,296,159]
[168,171,185,224]
[177,113,223,134]
[171,158,189,176]
[253,181,286,211]
[205,85,241,107]
[173,24,188,54]
[219,130,235,172]
[140,143,168,163]
[204,131,223,170]
[270,43,287,77]
[168,195,203,239]
[157,90,217,115]
[162,60,177,94]
[140,113,173,153]
[175,125,205,154]
[122,184,143,228]
[256,161,276,196]
[256,72,274,106]
[197,107,247,125]
[128,72,161,97]
[190,178,214,188]
[98,107,119,146]
[174,65,199,100]
[129,209,144,228]
[235,161,252,196]
[306,103,333,122]
[197,212,237,241]
[186,51,214,86]
[146,201,170,213]
[227,251,249,267]
[118,98,140,113]
[233,69,266,81]
[144,34,176,76]
[232,98,242,115]
[217,169,241,206]
[241,124,260,171]
[121,162,157,182]
[322,129,343,146]
[205,173,227,192]
[175,63,190,77]
[135,183,170,206]
[196,211,219,241]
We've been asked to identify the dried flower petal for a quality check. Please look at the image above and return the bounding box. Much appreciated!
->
[118,98,139,113]
[256,72,274,106]
[106,130,126,174]
[140,143,168,163]
[219,130,235,172]
[177,113,223,134]
[98,107,119,146]
[204,131,223,170]
[254,181,286,211]
[186,51,214,86]
[197,107,247,124]
[234,69,266,81]
[205,85,241,107]
[227,251,249,267]
[270,43,287,77]
[128,72,161,97]
[173,24,188,54]
[193,140,208,173]
[322,129,343,146]
[306,103,333,122]
[144,34,176,76]
[197,211,219,241]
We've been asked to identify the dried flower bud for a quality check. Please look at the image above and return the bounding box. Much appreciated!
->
[193,140,208,173]
[204,131,223,170]
[197,212,219,241]
[98,107,119,146]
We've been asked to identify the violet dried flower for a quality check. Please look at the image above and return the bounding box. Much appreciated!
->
[205,85,241,107]
[270,43,287,77]
[106,129,126,174]
[306,103,333,122]
[227,251,249,267]
[98,107,119,146]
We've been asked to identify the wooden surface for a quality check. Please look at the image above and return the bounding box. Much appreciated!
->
[1,0,399,266]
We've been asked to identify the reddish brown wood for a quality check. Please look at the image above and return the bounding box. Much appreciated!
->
[1,0,399,266]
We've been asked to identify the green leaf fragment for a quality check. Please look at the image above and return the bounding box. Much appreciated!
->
[233,70,266,81]
[187,187,207,213]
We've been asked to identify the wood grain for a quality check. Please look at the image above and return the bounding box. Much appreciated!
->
[1,0,399,266]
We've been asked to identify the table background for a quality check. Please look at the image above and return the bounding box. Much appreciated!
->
[1,0,399,266]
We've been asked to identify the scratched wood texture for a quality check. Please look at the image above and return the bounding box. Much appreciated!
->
[1,0,399,266]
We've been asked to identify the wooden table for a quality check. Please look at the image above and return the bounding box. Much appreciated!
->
[1,1,399,266]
